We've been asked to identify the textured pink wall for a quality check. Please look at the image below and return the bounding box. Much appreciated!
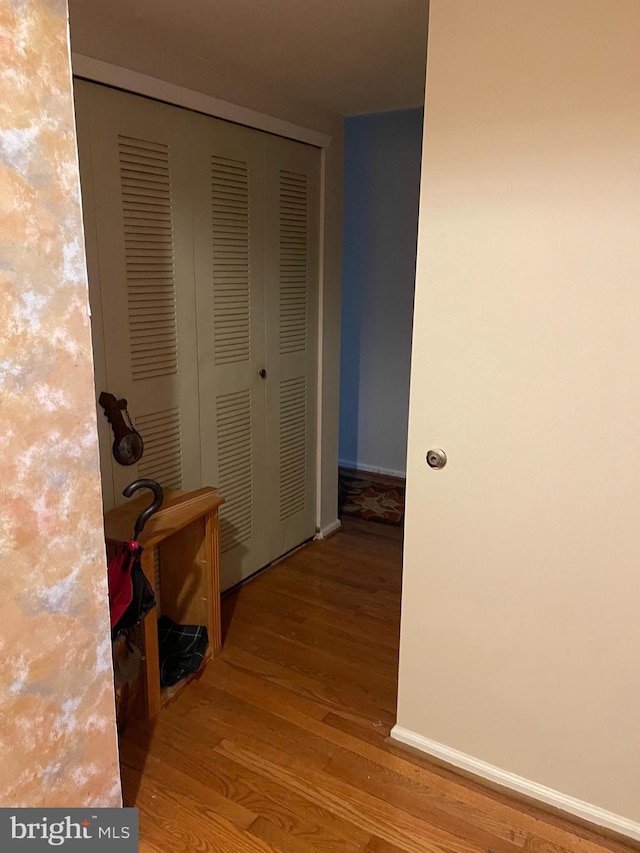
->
[0,0,121,805]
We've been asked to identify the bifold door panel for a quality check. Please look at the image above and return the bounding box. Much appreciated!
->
[75,84,202,508]
[265,138,319,561]
[190,112,269,590]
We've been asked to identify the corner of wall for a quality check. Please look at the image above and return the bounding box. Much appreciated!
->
[0,0,120,806]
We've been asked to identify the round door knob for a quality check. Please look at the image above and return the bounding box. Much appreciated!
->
[259,369,268,379]
[426,448,447,469]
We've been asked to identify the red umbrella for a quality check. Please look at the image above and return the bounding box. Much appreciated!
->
[108,540,140,629]
[107,479,163,638]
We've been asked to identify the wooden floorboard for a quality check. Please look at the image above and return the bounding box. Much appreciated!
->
[120,517,634,853]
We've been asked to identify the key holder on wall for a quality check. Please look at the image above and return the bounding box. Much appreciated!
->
[99,391,145,466]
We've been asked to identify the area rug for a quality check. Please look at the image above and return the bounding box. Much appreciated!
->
[338,472,405,526]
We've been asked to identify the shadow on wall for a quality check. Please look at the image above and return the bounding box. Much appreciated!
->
[338,108,424,478]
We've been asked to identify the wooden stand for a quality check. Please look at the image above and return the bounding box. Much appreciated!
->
[104,486,225,718]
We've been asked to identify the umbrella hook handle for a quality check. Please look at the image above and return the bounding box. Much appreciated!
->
[122,478,164,540]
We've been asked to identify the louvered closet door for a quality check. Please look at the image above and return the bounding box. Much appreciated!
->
[264,136,320,560]
[190,112,269,590]
[74,81,201,506]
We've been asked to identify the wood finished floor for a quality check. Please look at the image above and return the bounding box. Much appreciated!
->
[121,518,634,853]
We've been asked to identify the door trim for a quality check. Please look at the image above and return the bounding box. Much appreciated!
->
[71,54,332,149]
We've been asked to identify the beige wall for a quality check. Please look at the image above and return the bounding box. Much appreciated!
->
[0,0,120,804]
[69,23,344,535]
[397,0,640,832]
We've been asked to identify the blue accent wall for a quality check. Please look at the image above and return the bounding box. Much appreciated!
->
[339,108,423,476]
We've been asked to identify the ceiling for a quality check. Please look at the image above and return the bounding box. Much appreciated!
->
[68,0,429,117]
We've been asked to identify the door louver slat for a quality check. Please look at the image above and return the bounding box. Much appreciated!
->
[279,170,308,355]
[279,376,307,520]
[118,135,178,382]
[217,389,254,553]
[136,407,183,489]
[212,156,251,366]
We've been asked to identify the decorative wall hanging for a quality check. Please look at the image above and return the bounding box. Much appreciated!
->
[98,391,144,466]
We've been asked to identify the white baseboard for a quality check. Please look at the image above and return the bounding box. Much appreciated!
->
[338,459,406,479]
[315,519,341,540]
[390,725,640,842]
